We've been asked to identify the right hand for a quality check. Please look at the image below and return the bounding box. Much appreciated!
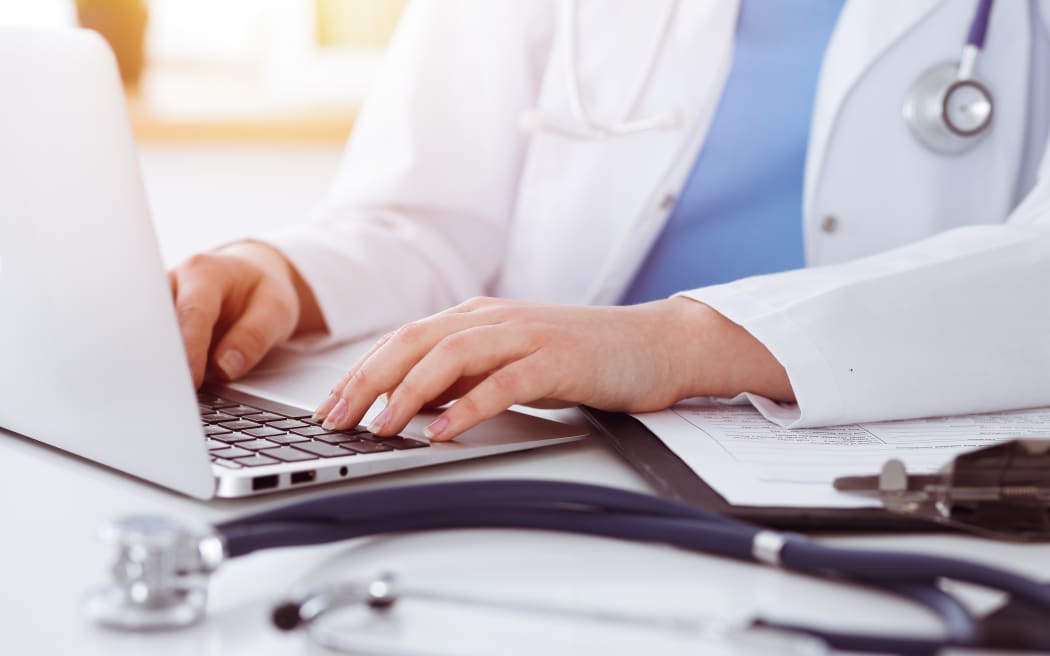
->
[169,242,318,388]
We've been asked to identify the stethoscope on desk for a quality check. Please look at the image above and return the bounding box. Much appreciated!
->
[524,0,996,154]
[85,479,1050,654]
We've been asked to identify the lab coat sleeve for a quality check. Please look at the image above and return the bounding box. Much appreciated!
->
[256,0,554,349]
[678,184,1050,428]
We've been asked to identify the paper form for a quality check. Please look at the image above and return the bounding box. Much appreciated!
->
[630,403,1050,508]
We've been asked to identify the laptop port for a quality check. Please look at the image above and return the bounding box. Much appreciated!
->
[290,470,316,485]
[252,474,279,491]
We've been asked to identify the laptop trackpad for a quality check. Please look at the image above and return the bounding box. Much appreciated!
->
[227,364,585,446]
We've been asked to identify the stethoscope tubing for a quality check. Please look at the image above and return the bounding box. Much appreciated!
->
[966,0,994,48]
[220,480,1050,610]
[229,505,1050,612]
[758,582,981,656]
[219,479,740,552]
[782,540,1050,611]
[219,480,1049,653]
[247,508,985,653]
[222,507,757,560]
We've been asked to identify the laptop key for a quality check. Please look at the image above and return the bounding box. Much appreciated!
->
[314,433,360,444]
[294,441,357,458]
[205,438,228,451]
[212,458,243,469]
[201,411,237,423]
[234,454,281,467]
[203,424,232,436]
[218,419,262,432]
[266,433,309,445]
[342,440,394,454]
[196,392,227,406]
[222,405,264,417]
[260,446,318,462]
[243,426,287,438]
[243,412,284,423]
[268,419,309,430]
[212,446,253,459]
[236,438,281,451]
[291,426,334,437]
[383,437,430,450]
[202,389,316,420]
[212,431,255,443]
[355,431,396,442]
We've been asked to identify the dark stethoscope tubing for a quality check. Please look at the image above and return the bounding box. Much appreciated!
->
[215,480,1049,654]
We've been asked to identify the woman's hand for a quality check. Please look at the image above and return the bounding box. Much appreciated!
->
[313,296,793,442]
[169,242,326,387]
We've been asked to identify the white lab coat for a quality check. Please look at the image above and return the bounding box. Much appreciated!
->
[267,0,1050,428]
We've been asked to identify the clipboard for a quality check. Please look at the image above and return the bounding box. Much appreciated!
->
[581,407,945,533]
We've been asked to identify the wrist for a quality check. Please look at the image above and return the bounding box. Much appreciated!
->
[658,296,794,403]
[656,297,724,399]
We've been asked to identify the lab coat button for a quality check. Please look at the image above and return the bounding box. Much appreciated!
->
[659,193,676,210]
[820,215,839,234]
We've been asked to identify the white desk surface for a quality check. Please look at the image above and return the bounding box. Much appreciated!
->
[4,145,1048,655]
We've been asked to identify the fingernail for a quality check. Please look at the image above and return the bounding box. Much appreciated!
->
[423,415,449,440]
[313,393,339,421]
[217,349,245,379]
[322,398,348,430]
[367,406,392,434]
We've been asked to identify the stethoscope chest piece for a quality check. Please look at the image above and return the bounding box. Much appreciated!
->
[82,514,225,630]
[903,61,994,155]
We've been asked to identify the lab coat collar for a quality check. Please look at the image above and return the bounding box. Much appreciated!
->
[804,0,944,220]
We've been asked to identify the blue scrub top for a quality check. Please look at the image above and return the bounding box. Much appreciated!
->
[620,0,845,305]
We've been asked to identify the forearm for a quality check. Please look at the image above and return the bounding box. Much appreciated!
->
[678,223,1050,427]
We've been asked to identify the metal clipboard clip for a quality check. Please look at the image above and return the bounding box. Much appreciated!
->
[834,439,1050,542]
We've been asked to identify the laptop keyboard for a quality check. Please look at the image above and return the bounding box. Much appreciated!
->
[198,391,428,469]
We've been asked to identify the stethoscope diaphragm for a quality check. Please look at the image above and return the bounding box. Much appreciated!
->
[903,60,994,154]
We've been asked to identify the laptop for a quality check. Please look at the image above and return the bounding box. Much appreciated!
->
[0,27,588,499]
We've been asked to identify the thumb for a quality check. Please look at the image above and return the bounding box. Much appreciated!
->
[211,289,296,380]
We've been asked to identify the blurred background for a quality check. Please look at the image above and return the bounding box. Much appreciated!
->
[0,0,407,262]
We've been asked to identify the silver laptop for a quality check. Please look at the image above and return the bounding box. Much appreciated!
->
[0,27,587,499]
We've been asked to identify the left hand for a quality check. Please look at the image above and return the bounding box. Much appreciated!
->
[312,296,793,442]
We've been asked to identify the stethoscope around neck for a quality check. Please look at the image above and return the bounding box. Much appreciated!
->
[524,0,997,155]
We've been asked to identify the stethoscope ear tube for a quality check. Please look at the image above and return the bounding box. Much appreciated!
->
[755,582,979,656]
[217,479,736,557]
[213,480,1050,653]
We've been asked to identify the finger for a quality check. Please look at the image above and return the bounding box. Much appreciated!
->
[369,325,534,436]
[210,283,297,381]
[312,331,396,421]
[318,296,511,417]
[319,311,502,431]
[171,270,224,388]
[443,296,503,314]
[418,375,485,409]
[422,357,550,442]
